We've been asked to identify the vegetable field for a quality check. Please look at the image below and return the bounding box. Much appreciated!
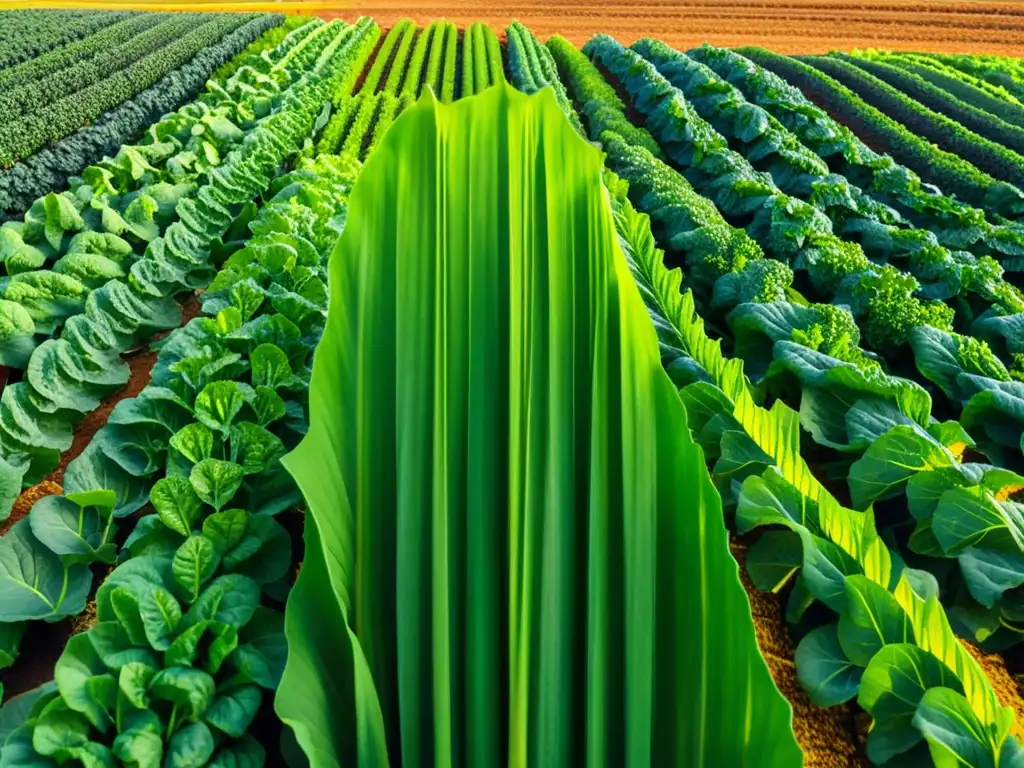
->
[3,8,1024,768]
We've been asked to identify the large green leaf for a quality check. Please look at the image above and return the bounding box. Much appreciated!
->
[275,84,801,766]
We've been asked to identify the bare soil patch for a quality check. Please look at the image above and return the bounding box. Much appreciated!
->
[319,0,1024,55]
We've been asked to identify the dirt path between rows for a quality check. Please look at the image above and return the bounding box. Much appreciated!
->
[319,0,1024,55]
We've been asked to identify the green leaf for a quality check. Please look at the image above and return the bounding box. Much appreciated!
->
[164,722,215,768]
[87,622,157,670]
[848,425,955,510]
[228,422,285,475]
[150,667,216,721]
[203,685,261,738]
[194,382,246,435]
[735,467,819,533]
[123,514,184,559]
[111,708,163,768]
[0,299,39,369]
[959,547,1024,609]
[31,705,94,760]
[202,509,249,554]
[250,386,287,428]
[933,487,1024,555]
[858,644,964,765]
[0,518,90,621]
[745,530,802,591]
[837,575,915,667]
[118,662,157,709]
[794,624,862,707]
[249,343,293,389]
[140,588,183,651]
[221,515,290,585]
[181,574,260,632]
[53,633,116,731]
[190,459,244,512]
[913,687,1010,768]
[169,424,216,467]
[165,620,238,673]
[275,83,802,767]
[172,535,221,602]
[151,477,205,537]
[28,494,116,565]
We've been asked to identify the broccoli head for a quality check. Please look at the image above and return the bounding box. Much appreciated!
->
[853,265,955,351]
[792,302,879,370]
[710,257,793,309]
[1009,352,1024,383]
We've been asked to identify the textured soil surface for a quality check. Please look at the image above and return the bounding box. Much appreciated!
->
[731,538,866,768]
[321,0,1024,55]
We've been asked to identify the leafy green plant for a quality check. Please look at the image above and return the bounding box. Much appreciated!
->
[734,46,1024,219]
[609,177,1024,766]
[689,45,1024,264]
[0,18,379,518]
[0,14,282,216]
[799,53,1024,190]
[0,555,285,768]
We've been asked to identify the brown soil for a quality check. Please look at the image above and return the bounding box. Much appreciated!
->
[730,537,866,767]
[352,26,386,95]
[0,480,62,537]
[320,0,1024,55]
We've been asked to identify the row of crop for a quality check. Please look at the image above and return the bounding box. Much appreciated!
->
[0,14,283,217]
[0,12,165,93]
[506,21,584,136]
[923,52,1024,105]
[634,41,1024,385]
[0,10,131,71]
[208,15,311,85]
[850,50,1024,128]
[694,45,1024,461]
[0,151,361,764]
[590,37,1024,653]
[0,18,316,367]
[460,21,504,98]
[624,32,1024,335]
[0,13,266,169]
[520,27,1024,765]
[530,28,1024,766]
[0,19,377,523]
[320,19,465,159]
[690,46,1024,269]
[0,13,219,122]
[796,53,1024,194]
[733,46,1024,221]
[587,35,1024,447]
[831,52,1024,156]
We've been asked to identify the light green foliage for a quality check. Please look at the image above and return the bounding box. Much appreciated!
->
[275,81,801,767]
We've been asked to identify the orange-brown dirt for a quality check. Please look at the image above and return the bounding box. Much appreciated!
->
[731,537,866,767]
[319,0,1024,55]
